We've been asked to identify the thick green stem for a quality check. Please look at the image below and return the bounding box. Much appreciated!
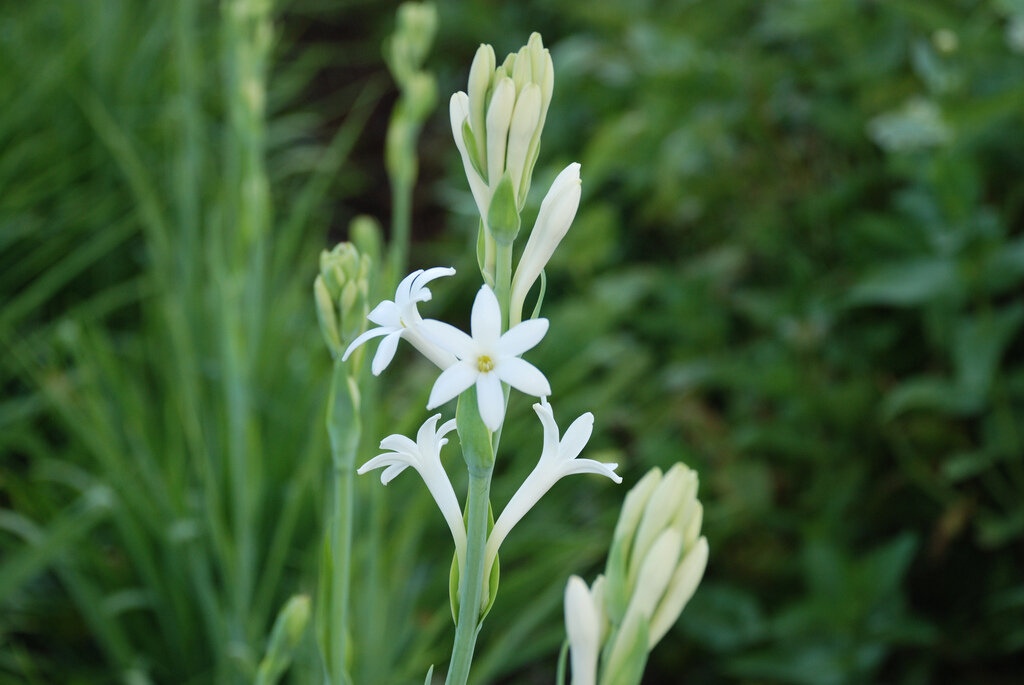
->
[444,464,494,685]
[326,362,361,685]
[494,243,514,330]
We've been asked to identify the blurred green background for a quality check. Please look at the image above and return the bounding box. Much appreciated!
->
[3,0,1024,683]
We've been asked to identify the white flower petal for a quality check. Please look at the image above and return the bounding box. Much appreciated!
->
[413,266,457,296]
[378,434,417,456]
[561,458,622,484]
[380,463,409,485]
[533,401,561,464]
[496,318,549,356]
[560,412,595,461]
[394,269,423,308]
[371,331,402,376]
[496,357,551,397]
[419,319,477,359]
[367,300,401,327]
[416,413,444,455]
[341,326,392,362]
[476,373,505,432]
[427,360,478,409]
[471,285,502,347]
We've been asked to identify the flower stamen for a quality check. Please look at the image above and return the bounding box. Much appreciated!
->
[477,355,494,373]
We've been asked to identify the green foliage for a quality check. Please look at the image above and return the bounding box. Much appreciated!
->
[4,0,1024,684]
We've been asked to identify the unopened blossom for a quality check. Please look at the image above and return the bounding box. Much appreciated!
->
[342,267,457,375]
[510,163,582,322]
[484,400,621,579]
[564,575,607,685]
[356,414,466,570]
[421,285,550,431]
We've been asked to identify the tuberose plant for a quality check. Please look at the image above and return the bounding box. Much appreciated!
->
[313,9,708,684]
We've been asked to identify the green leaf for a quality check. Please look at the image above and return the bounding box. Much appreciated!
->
[423,664,434,685]
[848,258,959,307]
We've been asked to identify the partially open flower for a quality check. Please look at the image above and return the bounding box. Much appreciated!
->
[342,267,457,374]
[484,400,621,581]
[357,414,466,571]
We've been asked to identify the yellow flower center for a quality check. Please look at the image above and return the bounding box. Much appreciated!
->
[477,355,494,373]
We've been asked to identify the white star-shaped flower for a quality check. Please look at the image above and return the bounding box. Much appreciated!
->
[483,400,621,579]
[356,414,467,571]
[420,285,551,432]
[342,267,458,375]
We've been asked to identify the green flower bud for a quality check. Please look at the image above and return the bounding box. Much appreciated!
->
[315,242,372,358]
[597,463,708,684]
[256,595,311,685]
[452,33,556,245]
[386,2,437,87]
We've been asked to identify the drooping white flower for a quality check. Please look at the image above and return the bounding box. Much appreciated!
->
[421,285,550,431]
[342,267,458,375]
[484,400,621,578]
[510,163,582,322]
[564,575,607,685]
[356,414,466,570]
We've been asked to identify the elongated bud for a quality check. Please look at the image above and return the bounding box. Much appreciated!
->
[467,44,496,169]
[485,77,516,187]
[510,163,581,316]
[507,83,542,201]
[256,595,311,685]
[564,576,602,685]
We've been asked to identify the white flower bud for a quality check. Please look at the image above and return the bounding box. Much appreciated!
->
[648,536,708,647]
[564,575,601,685]
[510,163,581,318]
[467,44,496,169]
[450,92,490,219]
[625,529,682,620]
[485,77,516,188]
[506,83,542,201]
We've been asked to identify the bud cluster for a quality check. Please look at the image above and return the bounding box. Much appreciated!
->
[314,241,372,359]
[563,464,709,685]
[385,2,439,184]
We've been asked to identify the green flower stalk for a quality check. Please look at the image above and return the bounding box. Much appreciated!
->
[561,463,709,685]
[340,30,621,685]
[384,1,438,279]
[313,237,373,685]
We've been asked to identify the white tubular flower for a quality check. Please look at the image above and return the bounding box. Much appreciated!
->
[342,267,458,375]
[356,414,466,570]
[421,285,550,431]
[484,400,621,578]
[510,163,582,319]
[564,575,606,685]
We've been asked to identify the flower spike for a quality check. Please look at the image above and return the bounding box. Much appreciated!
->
[421,284,551,431]
[342,267,458,374]
[484,400,621,578]
[357,414,467,570]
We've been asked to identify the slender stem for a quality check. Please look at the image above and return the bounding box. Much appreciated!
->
[327,363,361,685]
[388,177,413,281]
[445,464,494,685]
